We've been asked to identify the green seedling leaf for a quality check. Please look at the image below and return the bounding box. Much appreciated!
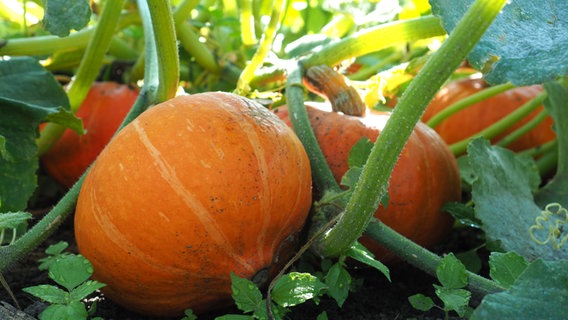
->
[316,311,328,320]
[69,280,105,301]
[468,138,568,260]
[215,315,253,320]
[433,285,472,318]
[38,241,70,271]
[431,0,568,86]
[535,81,568,208]
[42,0,91,37]
[22,284,68,305]
[471,259,568,319]
[271,272,326,307]
[48,254,94,291]
[181,309,198,320]
[436,253,467,289]
[39,300,88,320]
[345,241,390,281]
[325,263,351,307]
[0,57,81,212]
[230,273,263,313]
[488,252,529,289]
[347,137,374,168]
[0,211,32,229]
[408,293,435,312]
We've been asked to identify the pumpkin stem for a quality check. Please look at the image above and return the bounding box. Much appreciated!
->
[303,65,367,117]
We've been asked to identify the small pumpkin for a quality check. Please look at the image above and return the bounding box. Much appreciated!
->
[273,103,461,262]
[422,78,556,152]
[74,92,312,316]
[41,82,139,187]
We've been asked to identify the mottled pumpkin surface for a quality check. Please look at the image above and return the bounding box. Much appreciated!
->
[274,103,461,262]
[75,92,312,317]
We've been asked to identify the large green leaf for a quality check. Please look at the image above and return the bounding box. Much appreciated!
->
[471,259,568,319]
[468,138,568,261]
[535,81,568,208]
[431,0,568,85]
[42,0,91,37]
[0,57,80,212]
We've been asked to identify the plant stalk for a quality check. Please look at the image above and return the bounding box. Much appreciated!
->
[312,0,509,258]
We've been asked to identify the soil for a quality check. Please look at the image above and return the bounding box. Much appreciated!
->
[1,169,479,320]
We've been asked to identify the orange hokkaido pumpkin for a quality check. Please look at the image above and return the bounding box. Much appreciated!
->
[422,78,556,152]
[74,92,312,316]
[273,103,460,262]
[41,82,139,188]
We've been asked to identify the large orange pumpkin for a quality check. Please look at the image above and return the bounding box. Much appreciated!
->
[422,78,556,152]
[41,82,139,188]
[74,92,312,316]
[273,103,460,262]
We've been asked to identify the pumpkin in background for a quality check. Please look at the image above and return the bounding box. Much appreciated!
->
[41,82,139,188]
[422,78,556,152]
[74,92,312,317]
[273,103,461,262]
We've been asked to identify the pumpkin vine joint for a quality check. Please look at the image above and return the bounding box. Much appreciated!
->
[529,203,568,250]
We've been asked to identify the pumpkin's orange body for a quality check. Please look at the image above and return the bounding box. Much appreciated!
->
[273,103,460,262]
[75,92,312,316]
[41,82,139,187]
[422,78,556,152]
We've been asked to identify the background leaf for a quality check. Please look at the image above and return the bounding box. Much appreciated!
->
[468,138,568,260]
[0,57,80,212]
[230,273,263,313]
[472,259,568,319]
[430,0,568,85]
[42,0,91,37]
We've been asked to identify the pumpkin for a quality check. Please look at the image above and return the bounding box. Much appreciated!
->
[74,92,312,316]
[41,82,139,188]
[422,78,556,152]
[273,103,460,262]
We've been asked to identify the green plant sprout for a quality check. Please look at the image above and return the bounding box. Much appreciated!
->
[529,203,568,250]
[22,241,105,320]
[408,253,473,319]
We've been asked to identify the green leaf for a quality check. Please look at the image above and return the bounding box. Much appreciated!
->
[347,137,373,169]
[69,280,105,301]
[215,315,253,320]
[324,263,351,307]
[229,273,263,313]
[42,0,91,37]
[0,211,32,229]
[408,293,435,312]
[468,138,568,260]
[46,241,70,256]
[0,57,80,212]
[455,249,482,274]
[22,284,68,304]
[431,0,568,86]
[345,241,390,281]
[181,309,198,320]
[271,272,326,307]
[316,311,329,320]
[471,259,568,320]
[39,301,88,320]
[434,285,472,318]
[443,202,481,228]
[48,254,94,291]
[436,253,468,289]
[488,252,529,289]
[535,81,568,208]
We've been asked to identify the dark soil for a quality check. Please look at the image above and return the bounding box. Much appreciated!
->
[1,170,479,320]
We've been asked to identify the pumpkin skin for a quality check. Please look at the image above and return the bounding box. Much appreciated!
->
[41,82,139,188]
[273,103,460,262]
[74,92,312,317]
[422,78,556,152]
